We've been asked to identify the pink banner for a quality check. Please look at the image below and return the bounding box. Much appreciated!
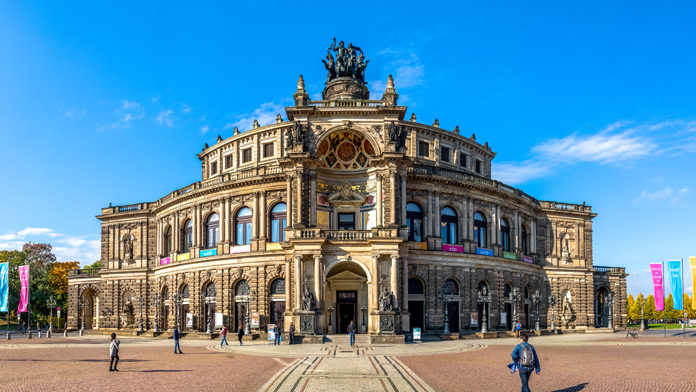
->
[650,263,664,311]
[18,265,29,312]
[160,257,171,266]
[442,244,463,253]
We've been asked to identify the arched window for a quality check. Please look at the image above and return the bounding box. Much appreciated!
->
[180,285,190,298]
[181,220,193,253]
[500,218,510,252]
[524,286,529,300]
[440,207,458,244]
[271,279,286,295]
[504,283,512,299]
[270,203,287,243]
[235,280,250,296]
[163,226,172,255]
[443,279,459,295]
[477,281,489,296]
[204,282,216,298]
[408,278,424,295]
[205,213,219,249]
[406,203,423,242]
[474,212,487,248]
[521,225,528,255]
[235,207,253,245]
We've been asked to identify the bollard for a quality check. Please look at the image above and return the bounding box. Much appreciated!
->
[47,330,51,339]
[28,331,32,339]
[38,331,42,338]
[64,330,68,337]
[79,330,83,336]
[6,332,10,340]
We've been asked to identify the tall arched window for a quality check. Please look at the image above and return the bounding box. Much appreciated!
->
[163,226,172,255]
[181,220,193,253]
[443,279,459,295]
[500,218,510,252]
[406,203,423,242]
[524,286,529,300]
[521,225,528,255]
[474,212,487,248]
[270,203,287,243]
[235,207,253,245]
[205,213,219,249]
[440,207,458,244]
[408,278,424,295]
[504,283,512,299]
[271,279,285,295]
[235,280,249,296]
[204,282,216,298]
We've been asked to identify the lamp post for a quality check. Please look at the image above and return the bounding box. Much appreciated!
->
[138,295,144,333]
[327,306,334,334]
[438,289,453,335]
[360,306,367,334]
[510,287,522,332]
[532,290,540,331]
[636,297,646,332]
[607,292,614,330]
[549,293,557,331]
[244,290,255,335]
[47,296,57,332]
[477,287,491,333]
[174,293,182,329]
[152,292,161,333]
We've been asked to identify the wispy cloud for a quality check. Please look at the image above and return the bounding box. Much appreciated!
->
[368,48,424,100]
[156,110,175,127]
[98,100,145,131]
[200,125,210,134]
[633,187,689,205]
[182,104,192,114]
[494,119,695,185]
[228,101,286,133]
[0,228,100,265]
[60,107,87,118]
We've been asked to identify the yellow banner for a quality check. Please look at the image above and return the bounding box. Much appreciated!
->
[690,257,696,309]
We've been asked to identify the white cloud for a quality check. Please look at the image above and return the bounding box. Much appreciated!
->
[200,125,210,134]
[493,160,554,185]
[633,187,689,205]
[156,110,175,127]
[0,229,100,266]
[228,101,285,133]
[368,49,424,98]
[151,95,161,103]
[182,104,192,114]
[18,227,60,238]
[533,130,656,164]
[98,100,145,131]
[222,123,234,131]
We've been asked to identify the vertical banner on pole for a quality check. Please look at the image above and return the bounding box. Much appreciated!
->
[689,257,696,309]
[18,265,30,312]
[0,262,8,312]
[667,260,683,310]
[650,263,664,311]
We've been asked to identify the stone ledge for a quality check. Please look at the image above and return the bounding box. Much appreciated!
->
[475,332,498,339]
[369,334,405,344]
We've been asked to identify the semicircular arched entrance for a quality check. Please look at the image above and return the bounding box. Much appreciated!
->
[324,259,370,334]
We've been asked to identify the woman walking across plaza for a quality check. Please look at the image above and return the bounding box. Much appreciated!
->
[109,333,120,372]
[237,324,244,346]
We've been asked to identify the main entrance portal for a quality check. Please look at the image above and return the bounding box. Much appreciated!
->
[337,291,357,333]
[325,259,369,334]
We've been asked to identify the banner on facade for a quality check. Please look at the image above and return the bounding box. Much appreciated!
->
[503,251,517,260]
[667,260,683,310]
[523,256,534,264]
[160,257,171,266]
[476,248,494,257]
[0,262,8,312]
[215,312,223,328]
[650,263,664,311]
[18,265,30,313]
[690,257,696,309]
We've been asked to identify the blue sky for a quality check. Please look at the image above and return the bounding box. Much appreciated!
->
[0,1,694,296]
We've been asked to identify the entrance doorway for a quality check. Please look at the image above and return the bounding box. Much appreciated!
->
[504,303,512,330]
[409,301,424,331]
[337,290,357,333]
[446,301,460,332]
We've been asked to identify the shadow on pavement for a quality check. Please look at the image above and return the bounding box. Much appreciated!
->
[1,359,148,363]
[129,370,193,373]
[553,382,589,392]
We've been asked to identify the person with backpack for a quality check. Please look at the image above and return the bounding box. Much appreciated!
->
[220,325,229,348]
[511,332,540,392]
[109,333,120,372]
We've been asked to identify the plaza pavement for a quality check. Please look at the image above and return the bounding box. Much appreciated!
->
[1,331,696,391]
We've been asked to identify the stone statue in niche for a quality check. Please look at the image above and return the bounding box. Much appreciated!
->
[379,288,393,311]
[124,236,133,260]
[302,286,315,311]
[561,235,571,263]
[562,292,575,328]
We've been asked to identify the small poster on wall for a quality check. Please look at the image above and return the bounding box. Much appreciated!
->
[251,312,260,328]
[413,328,422,342]
[500,312,507,327]
[470,312,478,327]
[186,313,193,328]
[215,312,223,328]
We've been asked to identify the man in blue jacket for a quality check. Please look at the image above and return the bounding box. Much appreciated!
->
[511,332,540,392]
[173,325,183,354]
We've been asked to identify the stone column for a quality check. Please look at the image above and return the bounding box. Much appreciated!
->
[314,255,322,307]
[434,191,440,237]
[287,176,294,227]
[389,172,396,225]
[468,199,474,241]
[426,190,433,237]
[310,172,317,227]
[402,257,409,312]
[173,213,179,253]
[156,220,162,256]
[461,197,468,242]
[294,256,301,311]
[285,258,292,309]
[296,170,304,226]
[371,255,379,310]
[531,220,537,254]
[252,192,259,238]
[400,174,407,226]
[390,255,399,307]
[376,175,383,226]
[219,198,226,243]
[491,206,497,245]
[514,211,519,251]
[223,199,230,243]
[259,192,266,239]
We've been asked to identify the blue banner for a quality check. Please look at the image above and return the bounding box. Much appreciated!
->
[199,248,217,258]
[0,262,8,312]
[476,248,494,256]
[668,260,683,310]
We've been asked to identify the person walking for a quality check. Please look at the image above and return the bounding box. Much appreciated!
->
[274,324,282,345]
[288,322,296,345]
[173,325,183,354]
[220,325,229,347]
[515,320,522,338]
[347,320,356,348]
[109,333,120,372]
[237,324,244,346]
[511,332,540,392]
[37,322,41,334]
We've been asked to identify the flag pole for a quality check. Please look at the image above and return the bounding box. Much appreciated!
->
[682,258,685,339]
[663,261,666,338]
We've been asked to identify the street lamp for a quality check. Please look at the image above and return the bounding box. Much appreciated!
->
[360,306,367,333]
[152,292,161,333]
[549,293,557,331]
[327,306,334,334]
[477,286,491,333]
[174,293,183,330]
[47,296,57,332]
[138,295,144,333]
[244,290,256,335]
[636,297,646,332]
[438,289,453,335]
[532,290,540,331]
[510,287,522,332]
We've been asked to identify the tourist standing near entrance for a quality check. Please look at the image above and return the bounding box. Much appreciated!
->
[237,324,244,346]
[220,325,229,347]
[516,320,522,338]
[109,333,120,372]
[347,320,356,347]
[274,324,282,345]
[511,333,540,392]
[289,322,296,345]
[173,325,183,354]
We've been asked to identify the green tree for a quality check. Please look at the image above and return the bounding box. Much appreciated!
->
[626,294,636,322]
[633,293,647,322]
[645,294,656,321]
[84,260,101,269]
